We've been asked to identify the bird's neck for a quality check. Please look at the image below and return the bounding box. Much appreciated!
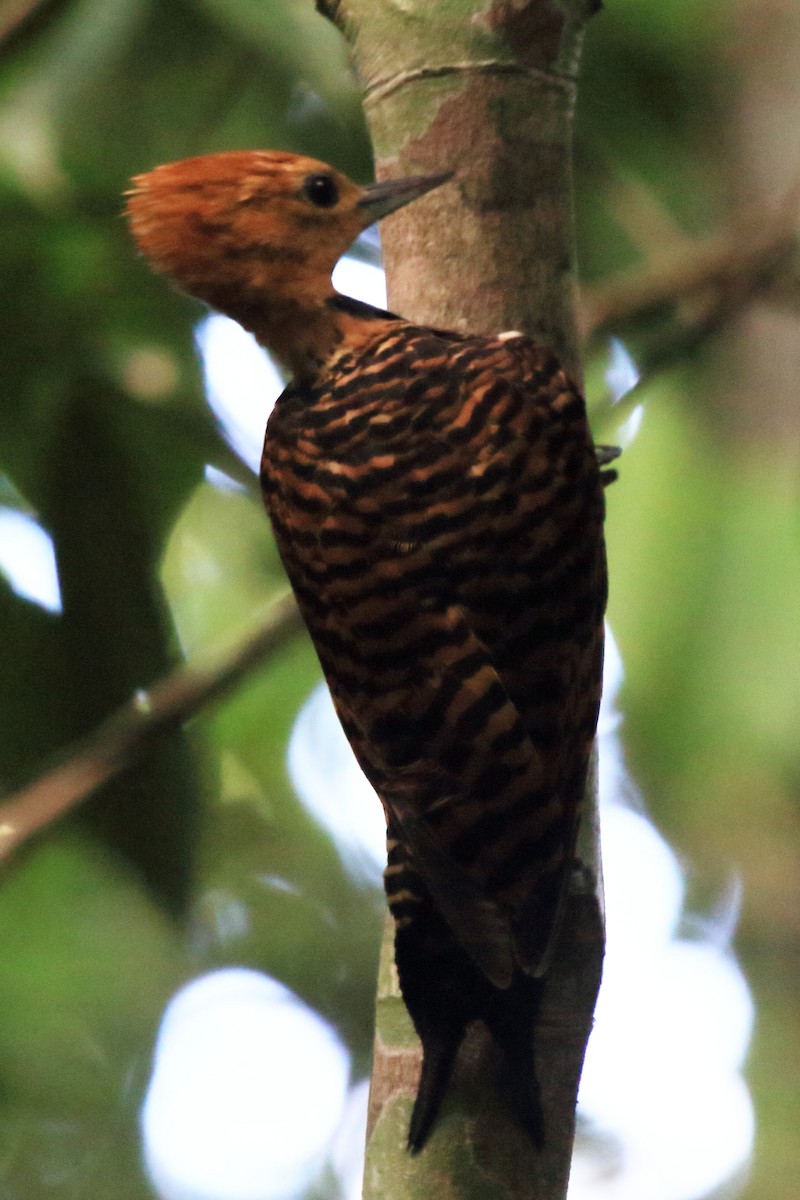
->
[225,288,396,381]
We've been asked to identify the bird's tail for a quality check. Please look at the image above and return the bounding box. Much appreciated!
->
[407,1026,462,1153]
[483,973,546,1148]
[393,892,546,1153]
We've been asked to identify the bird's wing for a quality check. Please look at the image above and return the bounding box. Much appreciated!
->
[322,597,572,984]
[379,763,517,989]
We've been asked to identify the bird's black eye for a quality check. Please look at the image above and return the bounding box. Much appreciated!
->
[302,173,339,208]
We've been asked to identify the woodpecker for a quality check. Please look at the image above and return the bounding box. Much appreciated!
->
[126,151,613,1152]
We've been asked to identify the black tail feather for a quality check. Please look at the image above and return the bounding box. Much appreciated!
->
[407,1030,462,1153]
[509,1062,545,1149]
[484,973,545,1147]
[395,904,546,1153]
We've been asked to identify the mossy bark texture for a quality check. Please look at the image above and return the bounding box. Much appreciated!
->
[318,3,605,1197]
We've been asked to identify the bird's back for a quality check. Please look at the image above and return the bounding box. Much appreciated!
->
[262,314,606,979]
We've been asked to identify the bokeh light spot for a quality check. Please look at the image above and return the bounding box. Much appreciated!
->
[142,968,350,1200]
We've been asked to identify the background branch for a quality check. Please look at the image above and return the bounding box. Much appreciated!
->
[581,189,800,339]
[0,593,304,866]
[0,0,66,52]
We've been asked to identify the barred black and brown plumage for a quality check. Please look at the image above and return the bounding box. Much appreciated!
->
[126,151,612,1153]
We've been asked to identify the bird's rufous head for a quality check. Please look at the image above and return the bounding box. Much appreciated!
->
[126,151,449,330]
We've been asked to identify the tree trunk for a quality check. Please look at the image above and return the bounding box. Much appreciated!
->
[317,3,605,1196]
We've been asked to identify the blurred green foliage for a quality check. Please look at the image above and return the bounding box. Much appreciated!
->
[0,1,797,1197]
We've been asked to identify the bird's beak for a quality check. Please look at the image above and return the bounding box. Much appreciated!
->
[357,171,452,221]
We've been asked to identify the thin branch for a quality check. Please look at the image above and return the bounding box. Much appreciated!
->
[580,191,800,339]
[0,592,305,865]
[0,0,66,50]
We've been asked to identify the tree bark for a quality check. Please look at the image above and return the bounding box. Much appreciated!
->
[321,0,600,379]
[317,3,604,1196]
